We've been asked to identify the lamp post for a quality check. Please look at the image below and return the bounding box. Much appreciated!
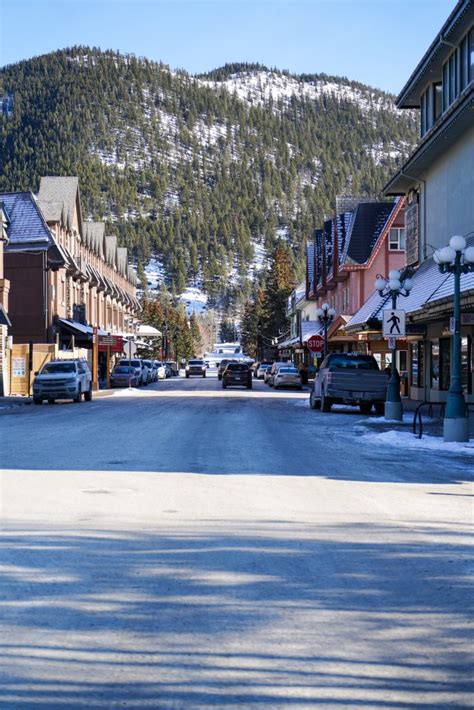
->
[434,235,474,442]
[316,303,336,359]
[375,270,413,421]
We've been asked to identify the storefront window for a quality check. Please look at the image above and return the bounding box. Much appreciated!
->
[461,336,472,394]
[439,338,450,391]
[431,341,440,389]
[411,342,424,387]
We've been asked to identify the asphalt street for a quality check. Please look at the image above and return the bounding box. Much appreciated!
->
[0,374,473,708]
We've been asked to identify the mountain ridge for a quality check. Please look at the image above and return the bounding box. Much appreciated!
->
[0,46,418,313]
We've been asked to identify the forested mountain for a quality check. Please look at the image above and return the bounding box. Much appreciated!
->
[0,47,418,312]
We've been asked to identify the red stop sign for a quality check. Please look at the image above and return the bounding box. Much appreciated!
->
[307,334,325,353]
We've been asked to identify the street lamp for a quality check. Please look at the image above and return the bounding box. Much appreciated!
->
[434,235,474,442]
[316,303,336,358]
[375,270,413,421]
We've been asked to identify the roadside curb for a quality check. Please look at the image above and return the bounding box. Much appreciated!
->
[0,396,32,407]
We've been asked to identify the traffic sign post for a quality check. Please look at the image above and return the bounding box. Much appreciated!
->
[307,334,324,353]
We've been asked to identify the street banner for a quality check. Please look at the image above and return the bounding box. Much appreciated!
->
[383,309,406,338]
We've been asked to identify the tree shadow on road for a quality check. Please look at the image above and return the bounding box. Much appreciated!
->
[0,521,472,708]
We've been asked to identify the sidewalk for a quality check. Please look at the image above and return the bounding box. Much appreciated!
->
[0,386,116,409]
[372,397,474,440]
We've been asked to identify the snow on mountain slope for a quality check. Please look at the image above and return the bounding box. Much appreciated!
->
[200,70,401,114]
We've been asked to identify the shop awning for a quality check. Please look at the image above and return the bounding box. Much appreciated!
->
[278,335,299,349]
[57,318,108,338]
[347,237,474,333]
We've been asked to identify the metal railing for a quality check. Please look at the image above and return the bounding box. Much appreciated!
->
[412,400,473,439]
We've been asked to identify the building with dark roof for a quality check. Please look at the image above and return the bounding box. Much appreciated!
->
[0,178,140,360]
[374,0,474,404]
[275,196,408,373]
[0,203,12,395]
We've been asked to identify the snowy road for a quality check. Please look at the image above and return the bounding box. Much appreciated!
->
[0,375,473,708]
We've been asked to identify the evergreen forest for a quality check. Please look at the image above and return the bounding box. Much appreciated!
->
[0,47,418,314]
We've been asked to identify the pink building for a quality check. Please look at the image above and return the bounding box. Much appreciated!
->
[305,197,406,369]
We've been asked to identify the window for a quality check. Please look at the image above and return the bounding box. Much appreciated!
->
[461,336,472,394]
[470,28,474,82]
[410,342,424,388]
[431,341,440,389]
[439,338,450,391]
[389,227,406,251]
[461,33,469,90]
[434,83,442,121]
[442,62,449,111]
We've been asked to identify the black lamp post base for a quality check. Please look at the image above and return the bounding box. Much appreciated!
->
[385,401,403,421]
[444,417,469,443]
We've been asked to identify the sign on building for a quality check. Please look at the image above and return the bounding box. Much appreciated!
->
[12,357,26,377]
[383,309,406,338]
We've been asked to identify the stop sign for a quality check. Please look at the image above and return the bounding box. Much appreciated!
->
[307,334,325,353]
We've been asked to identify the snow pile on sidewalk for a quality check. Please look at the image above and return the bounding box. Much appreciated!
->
[362,429,474,455]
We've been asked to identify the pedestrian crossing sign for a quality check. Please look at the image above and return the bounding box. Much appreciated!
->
[383,309,406,338]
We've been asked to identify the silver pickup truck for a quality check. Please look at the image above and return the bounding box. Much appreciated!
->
[309,353,388,414]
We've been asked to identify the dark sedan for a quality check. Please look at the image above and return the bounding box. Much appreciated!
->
[110,365,139,388]
[222,363,252,389]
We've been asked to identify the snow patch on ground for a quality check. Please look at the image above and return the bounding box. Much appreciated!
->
[362,429,474,456]
[179,286,208,315]
[144,257,166,290]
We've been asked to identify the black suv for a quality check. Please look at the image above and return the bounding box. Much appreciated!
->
[222,363,252,389]
[217,358,237,380]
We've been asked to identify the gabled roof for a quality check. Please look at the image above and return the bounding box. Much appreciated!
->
[36,176,83,234]
[345,202,395,265]
[84,221,105,257]
[0,192,54,249]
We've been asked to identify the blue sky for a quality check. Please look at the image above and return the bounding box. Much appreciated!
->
[0,0,456,94]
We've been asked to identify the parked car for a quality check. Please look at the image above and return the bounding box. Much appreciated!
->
[217,358,237,380]
[165,361,179,376]
[185,359,206,378]
[33,359,92,404]
[273,366,303,390]
[222,362,252,389]
[142,359,155,383]
[266,362,290,387]
[117,359,147,386]
[256,362,272,379]
[110,365,139,388]
[309,353,388,414]
[154,361,167,379]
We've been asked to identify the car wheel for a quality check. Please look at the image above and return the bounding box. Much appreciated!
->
[84,385,93,402]
[359,403,372,414]
[274,384,279,390]
[48,398,55,404]
[247,382,252,389]
[309,390,318,409]
[374,402,385,416]
[203,372,206,378]
[73,386,82,403]
[186,374,189,378]
[218,374,222,380]
[33,397,42,405]
[321,390,332,413]
[222,382,227,389]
